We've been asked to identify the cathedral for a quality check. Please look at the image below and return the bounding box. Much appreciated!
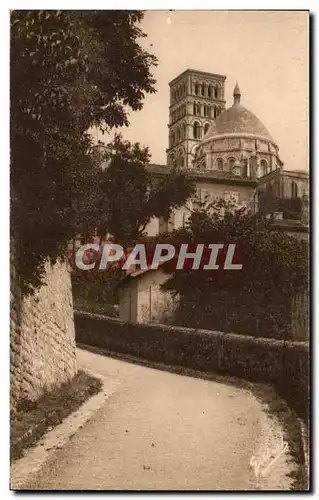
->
[117,68,309,324]
[146,68,309,236]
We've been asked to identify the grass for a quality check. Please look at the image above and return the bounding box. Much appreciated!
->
[10,370,102,462]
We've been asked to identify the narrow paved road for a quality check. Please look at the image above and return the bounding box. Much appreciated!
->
[22,347,292,491]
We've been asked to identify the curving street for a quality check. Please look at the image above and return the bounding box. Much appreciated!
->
[21,347,293,491]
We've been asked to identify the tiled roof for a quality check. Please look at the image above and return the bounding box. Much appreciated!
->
[204,103,274,142]
[147,164,257,186]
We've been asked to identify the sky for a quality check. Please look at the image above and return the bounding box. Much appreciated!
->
[98,10,309,171]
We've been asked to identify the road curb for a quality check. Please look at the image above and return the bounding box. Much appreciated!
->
[10,371,118,490]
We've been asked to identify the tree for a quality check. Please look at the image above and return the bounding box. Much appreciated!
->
[11,10,157,293]
[161,200,308,339]
[70,134,194,310]
[95,135,195,244]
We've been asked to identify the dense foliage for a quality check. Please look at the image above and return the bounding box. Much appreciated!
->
[11,10,191,294]
[71,134,194,312]
[161,200,308,339]
[258,187,302,220]
[94,135,195,244]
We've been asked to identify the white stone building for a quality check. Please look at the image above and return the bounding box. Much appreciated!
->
[116,266,176,324]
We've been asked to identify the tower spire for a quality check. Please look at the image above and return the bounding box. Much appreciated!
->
[233,82,241,105]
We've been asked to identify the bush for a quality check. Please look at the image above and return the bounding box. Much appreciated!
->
[74,311,309,420]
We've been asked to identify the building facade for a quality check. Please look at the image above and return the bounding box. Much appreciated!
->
[118,69,309,328]
[166,69,226,169]
[145,69,308,237]
[193,83,283,177]
[116,267,175,324]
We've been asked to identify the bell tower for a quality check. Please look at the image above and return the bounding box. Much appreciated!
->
[166,69,227,169]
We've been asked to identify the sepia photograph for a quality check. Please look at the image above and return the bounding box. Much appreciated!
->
[10,9,310,492]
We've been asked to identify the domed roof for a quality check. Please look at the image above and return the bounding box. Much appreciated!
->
[203,84,274,143]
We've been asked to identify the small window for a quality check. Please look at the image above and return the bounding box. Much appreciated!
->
[228,157,236,170]
[291,181,298,198]
[260,160,268,176]
[195,83,200,95]
[201,83,205,96]
[177,153,185,167]
[176,127,181,142]
[182,123,186,139]
[217,158,223,171]
[224,191,239,203]
[193,122,201,139]
[214,86,218,99]
[169,154,176,166]
[204,123,210,135]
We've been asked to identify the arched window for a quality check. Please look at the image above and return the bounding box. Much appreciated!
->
[182,122,186,139]
[193,102,197,115]
[291,181,298,198]
[169,153,176,166]
[260,160,268,176]
[193,121,201,139]
[176,126,181,143]
[171,131,175,146]
[195,83,200,95]
[213,106,217,119]
[214,86,218,99]
[228,157,236,170]
[208,85,211,98]
[204,123,210,135]
[207,105,211,118]
[217,158,224,171]
[197,103,201,115]
[201,83,205,96]
[242,160,248,177]
[177,151,185,167]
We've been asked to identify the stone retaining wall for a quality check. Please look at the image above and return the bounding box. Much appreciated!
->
[10,259,77,407]
[74,310,309,419]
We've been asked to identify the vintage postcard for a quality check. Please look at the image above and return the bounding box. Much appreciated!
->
[10,10,309,492]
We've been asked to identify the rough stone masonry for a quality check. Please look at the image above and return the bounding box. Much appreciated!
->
[10,257,77,408]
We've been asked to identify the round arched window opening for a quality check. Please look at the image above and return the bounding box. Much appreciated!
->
[228,157,236,170]
[193,122,201,140]
[217,158,224,171]
[260,160,268,177]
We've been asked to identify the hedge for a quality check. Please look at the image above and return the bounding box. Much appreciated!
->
[74,310,309,419]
